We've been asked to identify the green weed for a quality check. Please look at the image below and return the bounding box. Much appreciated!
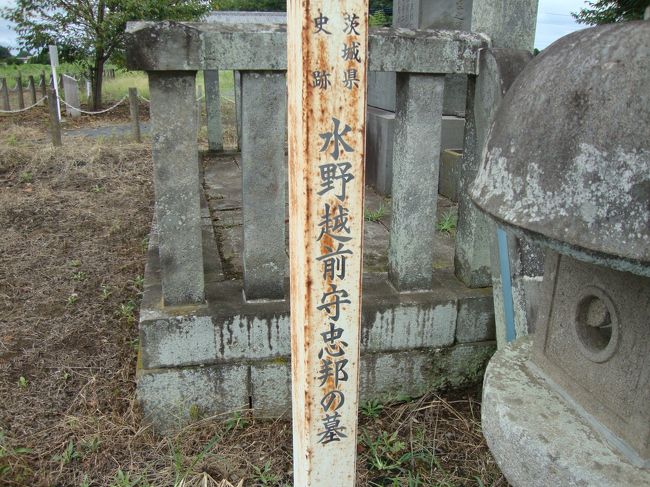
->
[252,461,281,487]
[18,171,32,183]
[18,376,28,389]
[365,204,386,222]
[360,399,384,419]
[224,411,248,432]
[53,439,79,465]
[436,211,457,234]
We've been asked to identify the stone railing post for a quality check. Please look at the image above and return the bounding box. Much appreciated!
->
[234,71,243,150]
[241,71,287,300]
[388,73,445,291]
[204,70,223,151]
[148,71,204,306]
[455,49,534,345]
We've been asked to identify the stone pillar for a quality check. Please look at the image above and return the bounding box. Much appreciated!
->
[455,50,532,288]
[388,74,445,291]
[241,71,287,301]
[204,70,223,151]
[471,0,539,50]
[234,70,242,150]
[148,72,204,306]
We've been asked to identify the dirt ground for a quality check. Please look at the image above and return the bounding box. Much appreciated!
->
[0,105,506,486]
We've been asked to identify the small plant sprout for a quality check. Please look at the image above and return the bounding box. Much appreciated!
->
[365,203,386,222]
[118,301,136,324]
[18,171,33,184]
[100,284,112,300]
[72,271,87,281]
[436,211,457,235]
[360,399,384,419]
[91,184,104,193]
[252,461,281,487]
[67,293,79,306]
[68,259,81,268]
[131,275,144,291]
[224,411,248,432]
[18,376,28,388]
[53,439,79,465]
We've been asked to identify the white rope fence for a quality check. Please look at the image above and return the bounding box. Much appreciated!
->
[59,95,128,115]
[0,95,48,113]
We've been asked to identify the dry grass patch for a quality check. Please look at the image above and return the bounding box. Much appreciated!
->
[0,121,503,486]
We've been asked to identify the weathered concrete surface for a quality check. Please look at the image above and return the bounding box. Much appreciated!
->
[389,74,445,290]
[455,48,532,288]
[472,22,650,276]
[438,149,462,202]
[241,71,286,300]
[140,263,493,370]
[149,72,204,305]
[471,0,538,50]
[365,107,394,194]
[531,252,650,462]
[483,338,650,486]
[139,340,495,428]
[204,70,223,151]
[126,22,488,74]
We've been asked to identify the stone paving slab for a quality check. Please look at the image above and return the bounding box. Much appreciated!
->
[202,152,458,277]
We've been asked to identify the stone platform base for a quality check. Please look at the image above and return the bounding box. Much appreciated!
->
[136,153,497,432]
[482,338,650,487]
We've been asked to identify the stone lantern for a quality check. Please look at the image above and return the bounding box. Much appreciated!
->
[473,21,650,486]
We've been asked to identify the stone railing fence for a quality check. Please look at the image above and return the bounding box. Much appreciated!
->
[126,21,534,308]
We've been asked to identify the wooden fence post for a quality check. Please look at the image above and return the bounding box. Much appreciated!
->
[47,87,62,147]
[287,1,369,485]
[16,75,25,109]
[128,87,141,143]
[1,78,9,111]
[28,75,37,105]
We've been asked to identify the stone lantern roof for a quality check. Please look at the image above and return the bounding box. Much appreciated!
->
[471,21,650,277]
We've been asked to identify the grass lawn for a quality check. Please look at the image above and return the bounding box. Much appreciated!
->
[1,64,235,106]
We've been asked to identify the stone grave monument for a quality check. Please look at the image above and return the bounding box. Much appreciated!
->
[475,20,650,486]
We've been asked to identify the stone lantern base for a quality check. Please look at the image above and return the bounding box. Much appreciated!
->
[482,337,650,487]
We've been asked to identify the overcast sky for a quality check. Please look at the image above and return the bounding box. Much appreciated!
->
[0,0,588,52]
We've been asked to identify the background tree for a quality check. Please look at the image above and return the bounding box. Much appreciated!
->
[572,0,647,25]
[0,45,12,60]
[2,1,210,109]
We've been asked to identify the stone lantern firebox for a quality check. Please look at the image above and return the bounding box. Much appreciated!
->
[473,21,650,486]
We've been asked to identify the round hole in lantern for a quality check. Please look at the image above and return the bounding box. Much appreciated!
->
[574,286,620,363]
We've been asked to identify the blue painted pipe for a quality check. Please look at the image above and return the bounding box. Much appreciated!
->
[497,226,517,343]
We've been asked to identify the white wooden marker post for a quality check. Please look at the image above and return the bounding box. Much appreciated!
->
[287,1,368,485]
[48,45,61,119]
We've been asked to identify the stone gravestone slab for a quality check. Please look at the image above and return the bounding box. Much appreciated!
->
[366,0,471,195]
[62,74,80,118]
[287,1,368,484]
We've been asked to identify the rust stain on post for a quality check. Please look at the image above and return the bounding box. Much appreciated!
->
[288,0,368,485]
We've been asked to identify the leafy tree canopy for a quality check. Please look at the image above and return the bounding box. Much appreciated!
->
[0,45,12,59]
[2,0,210,107]
[572,0,647,25]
